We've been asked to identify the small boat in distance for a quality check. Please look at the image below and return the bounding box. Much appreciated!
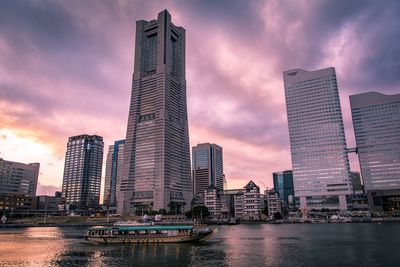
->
[86,224,213,244]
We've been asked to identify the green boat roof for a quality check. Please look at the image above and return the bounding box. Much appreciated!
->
[88,225,193,231]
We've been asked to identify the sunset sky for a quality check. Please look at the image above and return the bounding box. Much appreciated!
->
[1,0,399,196]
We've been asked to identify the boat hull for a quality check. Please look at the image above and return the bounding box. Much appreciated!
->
[85,231,212,244]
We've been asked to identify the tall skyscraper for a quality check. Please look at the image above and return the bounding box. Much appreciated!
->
[350,92,400,211]
[61,134,103,211]
[0,158,40,196]
[192,143,224,197]
[283,67,352,210]
[118,10,192,215]
[272,170,294,204]
[103,140,125,207]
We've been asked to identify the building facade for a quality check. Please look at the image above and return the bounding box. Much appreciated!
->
[222,189,243,219]
[61,135,103,211]
[104,140,125,207]
[0,158,40,197]
[234,181,262,220]
[350,92,400,211]
[272,170,294,204]
[0,158,39,212]
[118,10,192,215]
[204,184,221,218]
[33,192,62,211]
[265,189,282,218]
[192,143,224,198]
[283,67,352,210]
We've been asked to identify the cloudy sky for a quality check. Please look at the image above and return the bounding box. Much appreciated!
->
[1,0,399,196]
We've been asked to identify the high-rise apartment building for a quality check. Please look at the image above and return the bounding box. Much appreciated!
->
[61,135,103,211]
[118,10,192,215]
[0,158,40,197]
[283,67,352,210]
[103,140,125,207]
[350,92,400,211]
[272,170,294,204]
[192,143,224,197]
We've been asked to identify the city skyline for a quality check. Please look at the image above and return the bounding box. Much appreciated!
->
[1,1,400,196]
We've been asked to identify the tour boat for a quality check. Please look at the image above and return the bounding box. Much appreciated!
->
[86,224,213,244]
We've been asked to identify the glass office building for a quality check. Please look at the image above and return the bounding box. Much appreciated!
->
[283,67,352,210]
[272,170,294,204]
[118,10,192,214]
[0,158,39,198]
[350,92,400,211]
[103,140,125,207]
[192,143,224,197]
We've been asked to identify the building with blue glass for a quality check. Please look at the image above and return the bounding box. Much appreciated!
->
[272,170,294,204]
[192,143,223,197]
[104,140,125,207]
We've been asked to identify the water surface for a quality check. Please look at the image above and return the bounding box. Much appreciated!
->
[0,223,399,266]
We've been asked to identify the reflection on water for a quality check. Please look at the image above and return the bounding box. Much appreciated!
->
[0,224,400,266]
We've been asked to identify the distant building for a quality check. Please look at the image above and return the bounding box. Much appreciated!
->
[192,143,224,199]
[272,170,294,204]
[235,181,262,220]
[204,184,221,218]
[118,10,192,215]
[0,158,40,197]
[223,174,228,190]
[265,189,282,217]
[0,158,40,212]
[234,194,244,219]
[222,189,243,218]
[283,67,352,210]
[350,92,400,212]
[33,191,62,211]
[104,140,125,207]
[61,134,103,212]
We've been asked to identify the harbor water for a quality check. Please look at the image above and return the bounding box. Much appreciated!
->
[0,223,399,266]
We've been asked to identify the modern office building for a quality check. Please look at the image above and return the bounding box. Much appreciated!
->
[118,10,192,215]
[350,92,400,211]
[0,158,40,212]
[61,135,103,211]
[103,140,125,207]
[0,158,40,197]
[272,170,294,204]
[192,143,224,198]
[283,67,352,210]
